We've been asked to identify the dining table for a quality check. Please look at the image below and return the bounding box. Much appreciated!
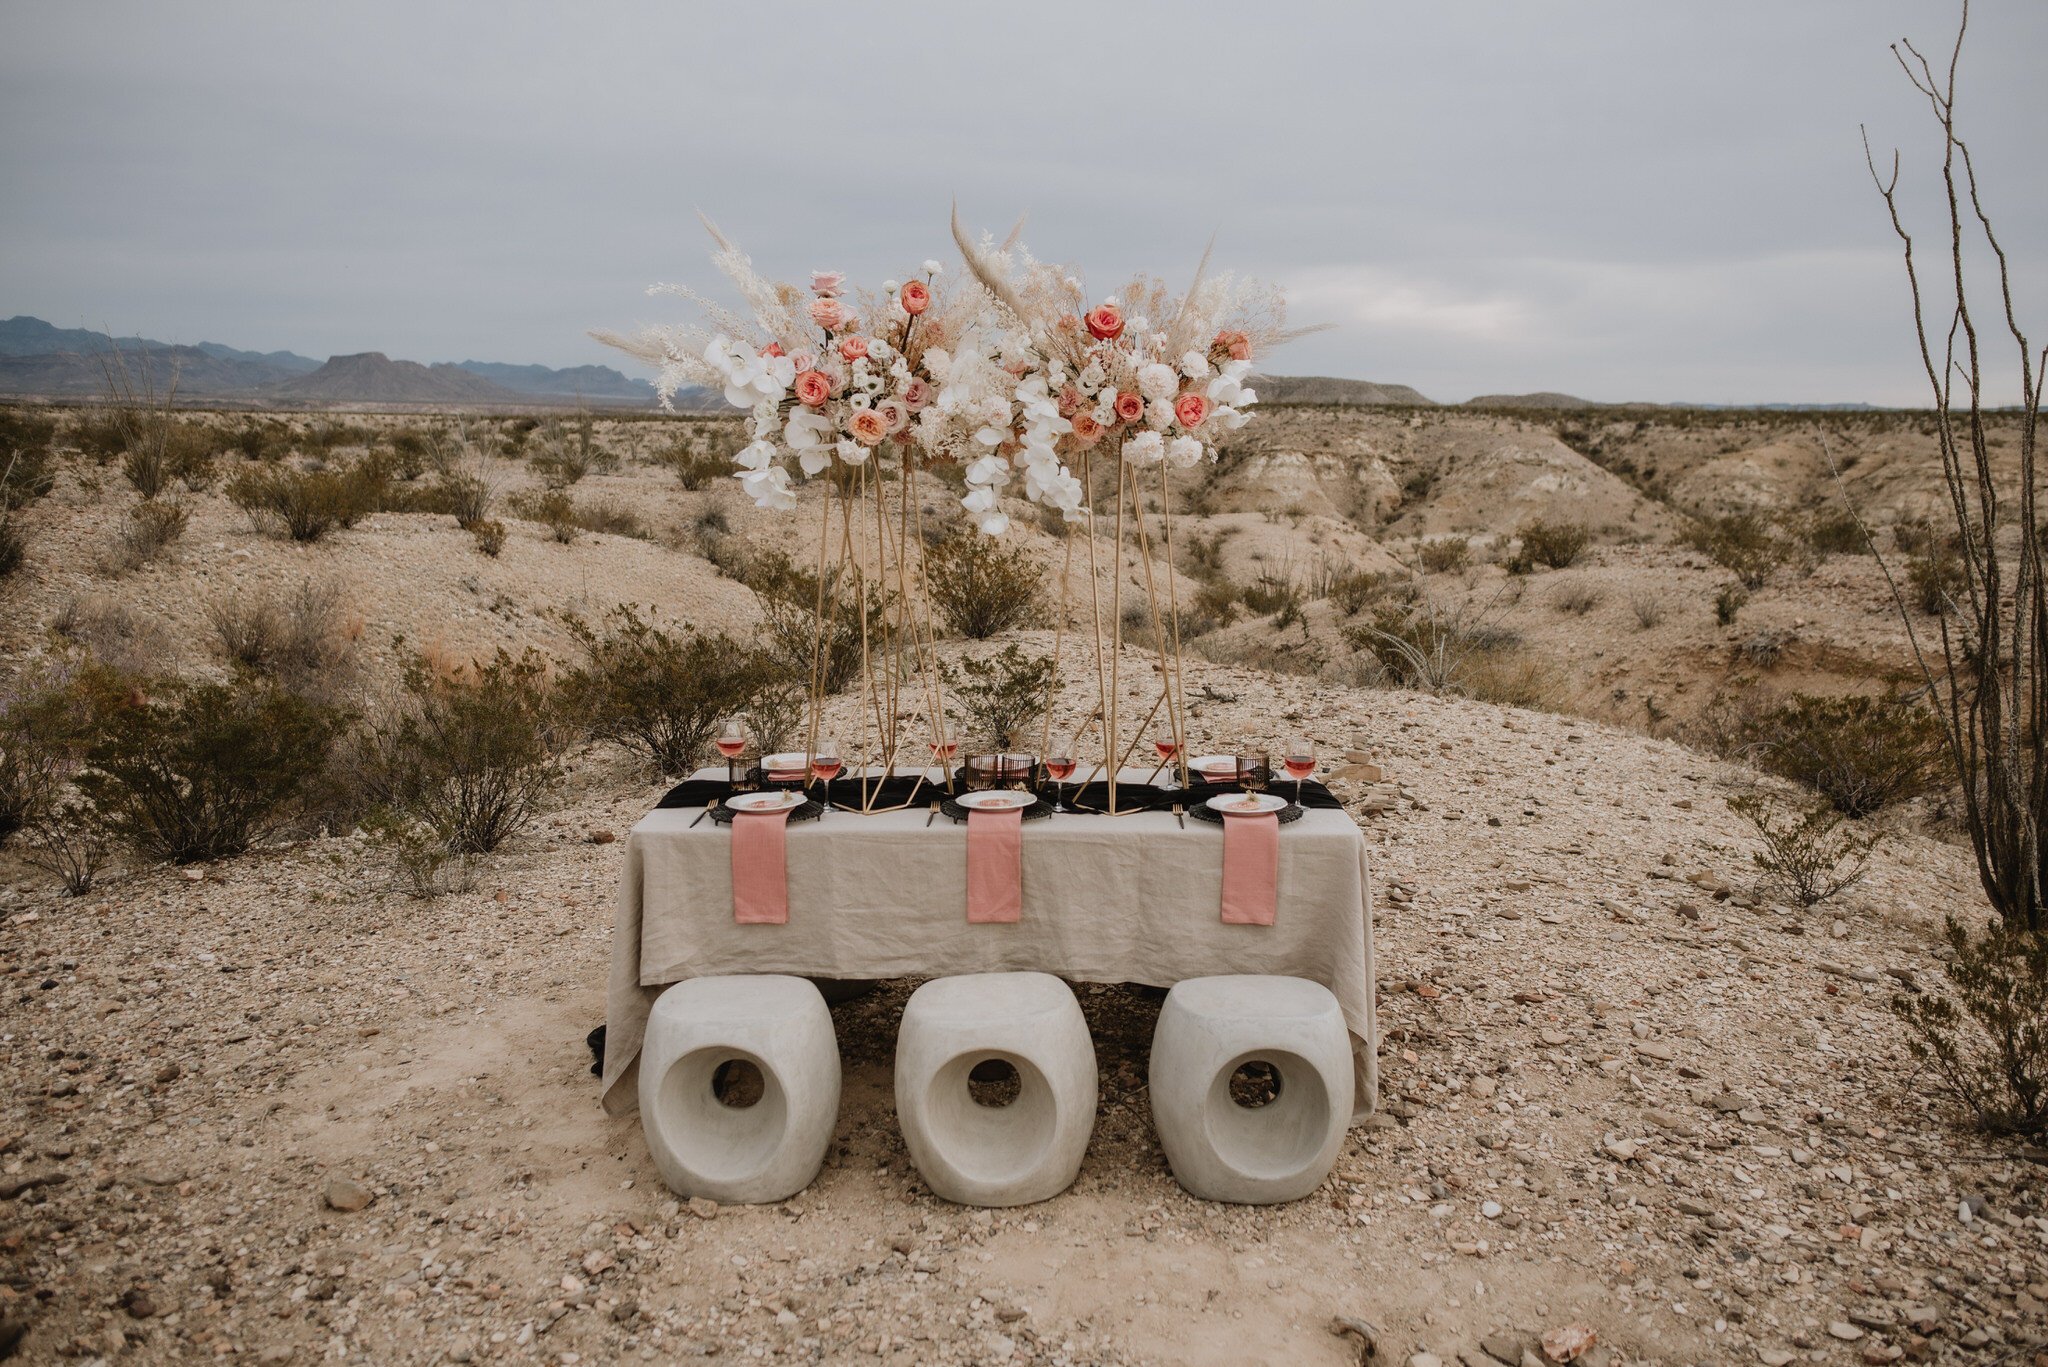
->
[600,766,1378,1123]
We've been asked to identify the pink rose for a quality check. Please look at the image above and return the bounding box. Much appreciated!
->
[811,270,845,296]
[1057,385,1082,418]
[1069,412,1105,447]
[899,280,930,315]
[838,335,869,362]
[760,341,784,358]
[1211,329,1251,363]
[901,377,933,411]
[790,350,818,372]
[1173,392,1210,428]
[877,397,911,434]
[1085,304,1124,341]
[1112,391,1145,424]
[793,370,831,408]
[809,298,845,330]
[847,408,889,446]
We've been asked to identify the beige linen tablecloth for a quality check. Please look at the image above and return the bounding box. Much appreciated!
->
[602,772,1378,1123]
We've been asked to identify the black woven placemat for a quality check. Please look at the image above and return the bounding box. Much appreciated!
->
[1188,800,1305,826]
[941,796,1054,823]
[708,799,824,826]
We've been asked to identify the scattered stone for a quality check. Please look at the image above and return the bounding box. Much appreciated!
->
[1540,1325,1597,1362]
[687,1197,719,1219]
[321,1176,374,1212]
[1828,1322,1866,1342]
[0,1171,64,1200]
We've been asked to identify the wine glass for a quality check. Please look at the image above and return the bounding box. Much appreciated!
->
[1154,722,1182,789]
[715,718,746,791]
[930,736,959,789]
[1284,735,1316,807]
[1044,752,1076,811]
[811,738,842,813]
[1235,750,1271,798]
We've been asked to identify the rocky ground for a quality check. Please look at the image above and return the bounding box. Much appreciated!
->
[4,649,2045,1366]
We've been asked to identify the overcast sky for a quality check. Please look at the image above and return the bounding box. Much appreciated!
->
[3,1,2042,405]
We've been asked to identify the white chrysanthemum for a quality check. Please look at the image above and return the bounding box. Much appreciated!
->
[1137,363,1178,402]
[1123,432,1165,467]
[1179,350,1211,381]
[1145,399,1173,430]
[1166,435,1204,469]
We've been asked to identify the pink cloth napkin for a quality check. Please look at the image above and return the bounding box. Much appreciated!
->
[1219,811,1279,925]
[731,808,793,924]
[965,808,1023,923]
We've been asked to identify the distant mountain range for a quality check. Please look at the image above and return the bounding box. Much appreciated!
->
[0,315,676,407]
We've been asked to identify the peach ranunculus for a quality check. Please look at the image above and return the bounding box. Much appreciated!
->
[809,297,846,330]
[899,280,930,315]
[1112,390,1145,424]
[838,335,869,362]
[1069,412,1105,446]
[794,370,832,408]
[1057,385,1082,418]
[811,270,845,296]
[847,408,890,446]
[877,397,912,435]
[1211,329,1251,363]
[1085,304,1125,341]
[900,377,933,411]
[1173,392,1210,428]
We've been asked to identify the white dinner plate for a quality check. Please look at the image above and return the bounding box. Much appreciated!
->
[955,790,1035,811]
[1206,792,1288,816]
[759,751,809,781]
[727,790,805,813]
[1188,754,1239,781]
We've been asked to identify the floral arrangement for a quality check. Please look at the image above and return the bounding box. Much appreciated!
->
[597,212,1301,535]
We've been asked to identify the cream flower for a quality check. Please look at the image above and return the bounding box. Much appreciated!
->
[1123,431,1165,467]
[1166,435,1204,469]
[1179,350,1211,381]
[1137,362,1178,402]
[739,465,797,511]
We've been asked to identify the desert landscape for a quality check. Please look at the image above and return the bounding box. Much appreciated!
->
[1,393,2043,1367]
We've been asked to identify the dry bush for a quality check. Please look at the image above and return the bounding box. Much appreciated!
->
[470,519,507,557]
[563,607,767,777]
[575,498,651,540]
[1894,917,2048,1136]
[1680,512,1789,589]
[0,515,22,581]
[1738,628,1795,670]
[225,461,380,542]
[657,434,735,491]
[924,533,1044,639]
[1905,549,1963,615]
[1730,789,1879,907]
[49,596,172,675]
[1,412,59,509]
[104,499,189,573]
[1418,537,1470,574]
[1552,580,1603,616]
[1239,569,1302,617]
[1714,583,1748,625]
[1629,589,1666,629]
[508,489,579,543]
[745,680,806,757]
[1726,692,1943,817]
[944,644,1058,752]
[1506,519,1588,573]
[739,550,889,695]
[204,579,358,703]
[1344,598,1520,697]
[1799,507,1871,556]
[1324,567,1393,617]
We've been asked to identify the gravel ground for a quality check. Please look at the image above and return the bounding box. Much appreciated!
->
[3,648,2045,1366]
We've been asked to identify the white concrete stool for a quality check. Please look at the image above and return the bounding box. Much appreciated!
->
[638,975,840,1205]
[1148,975,1351,1204]
[894,973,1097,1207]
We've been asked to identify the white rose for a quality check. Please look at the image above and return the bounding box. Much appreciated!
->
[1179,350,1211,381]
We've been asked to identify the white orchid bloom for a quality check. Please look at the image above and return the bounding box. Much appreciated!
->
[734,439,777,471]
[977,511,1011,536]
[739,465,797,511]
[964,454,1010,487]
[961,485,997,513]
[797,447,831,476]
[836,439,870,466]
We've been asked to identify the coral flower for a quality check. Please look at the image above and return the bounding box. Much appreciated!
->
[838,335,869,362]
[794,370,832,408]
[1173,392,1210,428]
[847,408,890,446]
[901,378,933,411]
[809,298,846,330]
[1211,329,1252,363]
[1069,412,1105,446]
[899,280,931,315]
[760,341,785,358]
[1057,385,1082,418]
[1112,391,1145,424]
[1085,304,1125,341]
[877,397,912,435]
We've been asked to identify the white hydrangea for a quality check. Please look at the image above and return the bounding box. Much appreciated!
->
[836,438,869,466]
[1145,399,1173,430]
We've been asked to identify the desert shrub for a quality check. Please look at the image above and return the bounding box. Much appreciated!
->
[1552,580,1603,616]
[20,798,115,895]
[1506,519,1588,573]
[1240,570,1302,616]
[1734,692,1943,817]
[105,499,188,573]
[49,596,172,675]
[1680,512,1787,589]
[576,498,651,540]
[71,408,133,463]
[1321,567,1389,617]
[924,533,1043,639]
[0,511,24,580]
[1891,518,1934,554]
[1419,537,1470,574]
[746,680,806,756]
[470,519,507,557]
[509,489,579,543]
[226,461,378,542]
[0,671,90,847]
[1907,549,1964,616]
[365,811,480,899]
[1344,600,1518,695]
[658,436,734,491]
[1629,589,1666,629]
[1459,652,1561,711]
[945,644,1058,752]
[1800,507,1870,556]
[531,446,589,489]
[1729,790,1879,907]
[1714,583,1748,625]
[359,648,562,855]
[204,579,356,702]
[563,607,767,776]
[386,427,435,478]
[226,419,291,463]
[1,413,59,509]
[77,676,346,864]
[741,550,889,695]
[1894,918,2048,1136]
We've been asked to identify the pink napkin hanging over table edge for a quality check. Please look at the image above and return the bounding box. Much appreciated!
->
[731,807,794,924]
[1219,810,1279,926]
[965,807,1023,923]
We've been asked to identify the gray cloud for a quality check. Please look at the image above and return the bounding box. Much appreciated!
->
[2,0,2041,403]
